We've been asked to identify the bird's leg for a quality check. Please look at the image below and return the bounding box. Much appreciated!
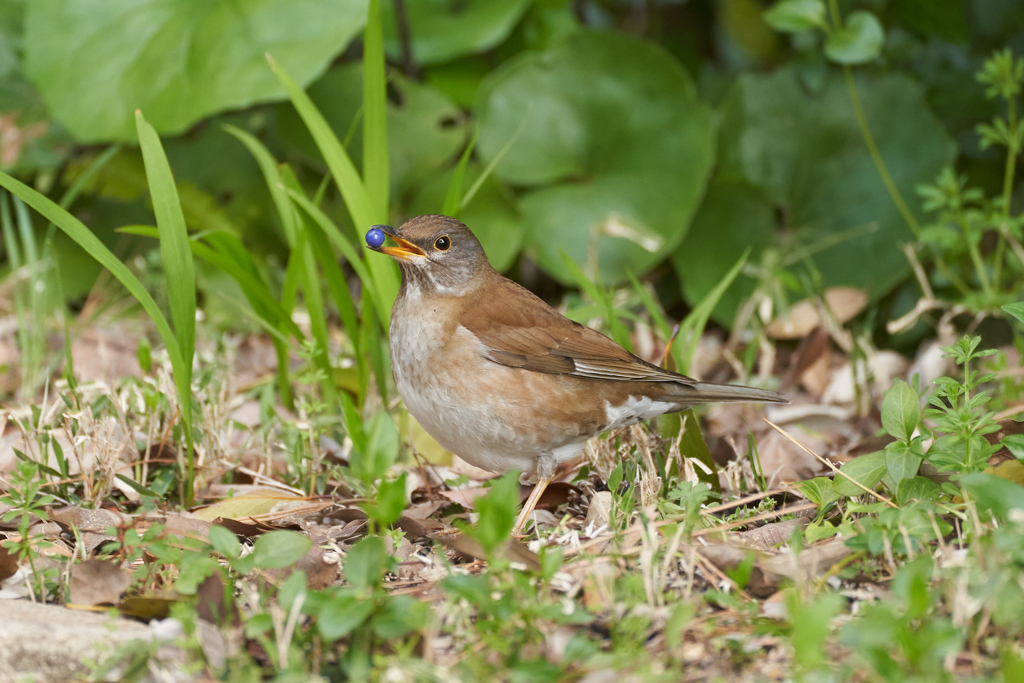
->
[512,476,552,536]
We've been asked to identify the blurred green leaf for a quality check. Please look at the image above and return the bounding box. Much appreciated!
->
[208,525,241,561]
[825,11,885,65]
[345,536,385,592]
[961,473,1024,520]
[351,411,400,484]
[471,472,519,556]
[675,178,775,324]
[476,31,714,285]
[763,0,827,33]
[373,472,407,527]
[893,0,967,43]
[1004,302,1024,323]
[25,0,367,141]
[251,531,311,570]
[372,595,429,639]
[881,379,921,444]
[717,68,956,299]
[318,593,374,641]
[382,0,531,66]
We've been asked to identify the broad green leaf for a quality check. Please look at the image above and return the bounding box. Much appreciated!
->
[382,0,531,66]
[318,593,375,641]
[345,536,386,592]
[251,531,311,570]
[885,441,923,486]
[24,0,367,141]
[834,450,887,497]
[716,68,955,299]
[475,31,714,285]
[880,379,920,443]
[797,477,840,508]
[825,11,885,65]
[1004,302,1024,324]
[674,178,775,324]
[895,477,941,506]
[763,0,827,32]
[471,472,520,555]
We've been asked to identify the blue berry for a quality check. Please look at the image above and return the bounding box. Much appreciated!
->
[365,227,386,249]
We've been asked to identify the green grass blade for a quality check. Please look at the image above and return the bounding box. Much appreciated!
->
[223,125,298,246]
[135,111,196,377]
[0,172,184,370]
[626,269,672,340]
[267,54,400,312]
[461,112,528,210]
[363,0,389,221]
[678,248,751,374]
[558,250,632,351]
[136,109,197,505]
[443,128,477,217]
[283,187,389,324]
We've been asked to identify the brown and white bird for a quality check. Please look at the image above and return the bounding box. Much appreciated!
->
[366,215,785,533]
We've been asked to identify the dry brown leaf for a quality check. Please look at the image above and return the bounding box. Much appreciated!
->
[736,517,809,549]
[585,491,613,529]
[402,500,447,520]
[765,287,868,340]
[153,513,214,540]
[196,572,240,626]
[50,506,127,533]
[435,533,540,571]
[438,487,490,509]
[700,537,853,597]
[69,559,131,606]
[0,544,19,582]
[191,489,304,522]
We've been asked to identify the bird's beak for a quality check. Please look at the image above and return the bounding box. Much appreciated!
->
[375,228,426,261]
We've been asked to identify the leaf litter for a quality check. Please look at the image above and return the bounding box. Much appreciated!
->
[0,319,1021,681]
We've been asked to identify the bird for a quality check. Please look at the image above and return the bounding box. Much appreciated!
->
[366,215,786,534]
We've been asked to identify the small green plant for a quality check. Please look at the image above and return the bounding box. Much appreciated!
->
[0,460,58,600]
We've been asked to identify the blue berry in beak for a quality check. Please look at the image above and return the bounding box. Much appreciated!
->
[365,226,386,249]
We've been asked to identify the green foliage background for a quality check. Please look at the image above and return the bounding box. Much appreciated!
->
[0,0,1019,329]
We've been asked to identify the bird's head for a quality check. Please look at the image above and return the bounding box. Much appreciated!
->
[366,215,490,294]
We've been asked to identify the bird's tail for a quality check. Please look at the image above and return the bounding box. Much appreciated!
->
[664,381,787,405]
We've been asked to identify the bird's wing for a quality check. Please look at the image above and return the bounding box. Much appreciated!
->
[459,279,697,385]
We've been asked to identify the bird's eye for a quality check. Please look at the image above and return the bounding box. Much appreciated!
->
[434,235,451,251]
